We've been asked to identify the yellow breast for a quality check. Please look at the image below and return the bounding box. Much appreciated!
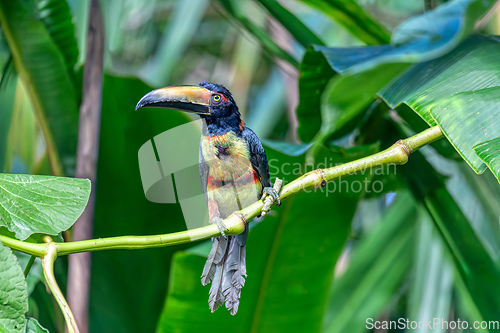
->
[201,132,252,182]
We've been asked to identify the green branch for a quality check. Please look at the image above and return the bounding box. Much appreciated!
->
[42,238,79,333]
[0,126,443,257]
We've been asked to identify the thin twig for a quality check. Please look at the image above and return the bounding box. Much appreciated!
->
[43,239,80,333]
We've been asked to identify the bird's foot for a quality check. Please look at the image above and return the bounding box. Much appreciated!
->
[261,187,281,206]
[260,179,282,216]
[211,217,228,239]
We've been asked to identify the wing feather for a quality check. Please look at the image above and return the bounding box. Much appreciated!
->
[241,127,271,188]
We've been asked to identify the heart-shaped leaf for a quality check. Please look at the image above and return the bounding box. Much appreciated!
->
[0,174,90,240]
[0,241,28,333]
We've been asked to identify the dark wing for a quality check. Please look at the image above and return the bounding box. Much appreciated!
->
[241,127,271,188]
[199,143,209,203]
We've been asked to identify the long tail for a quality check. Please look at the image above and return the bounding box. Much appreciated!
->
[201,225,248,315]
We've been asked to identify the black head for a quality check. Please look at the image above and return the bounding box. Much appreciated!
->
[198,82,240,121]
[135,82,243,135]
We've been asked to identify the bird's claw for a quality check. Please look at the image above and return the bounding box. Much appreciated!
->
[211,217,228,239]
[261,187,281,206]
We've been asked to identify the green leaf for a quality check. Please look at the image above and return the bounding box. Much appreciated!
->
[407,212,453,333]
[473,136,500,182]
[403,152,500,323]
[0,174,90,240]
[37,0,79,71]
[0,241,28,333]
[379,35,500,173]
[7,79,38,174]
[395,104,462,160]
[296,45,408,142]
[301,0,390,45]
[215,0,298,68]
[296,0,497,142]
[321,0,497,75]
[319,62,409,139]
[16,252,43,296]
[156,144,379,332]
[324,192,416,333]
[392,0,497,59]
[0,0,79,175]
[25,318,49,333]
[0,59,17,172]
[296,46,335,142]
[89,76,193,333]
[257,0,324,48]
[260,140,312,157]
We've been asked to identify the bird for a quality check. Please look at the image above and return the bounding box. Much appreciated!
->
[136,82,279,315]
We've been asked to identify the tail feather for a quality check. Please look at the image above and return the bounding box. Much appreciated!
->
[208,262,224,312]
[202,229,247,315]
[224,236,247,314]
[201,236,227,286]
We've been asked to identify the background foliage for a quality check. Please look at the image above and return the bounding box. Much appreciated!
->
[0,0,499,332]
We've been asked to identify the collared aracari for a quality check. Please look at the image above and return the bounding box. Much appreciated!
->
[136,82,279,315]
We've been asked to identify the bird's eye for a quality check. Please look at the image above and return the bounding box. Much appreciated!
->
[212,94,221,103]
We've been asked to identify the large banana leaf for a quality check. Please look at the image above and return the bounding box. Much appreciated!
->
[324,192,416,333]
[156,143,379,332]
[402,152,500,323]
[295,0,496,143]
[407,212,454,333]
[0,59,17,171]
[89,76,195,333]
[37,0,79,71]
[380,35,500,175]
[0,0,79,176]
[473,136,500,182]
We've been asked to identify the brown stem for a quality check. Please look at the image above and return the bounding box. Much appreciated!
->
[67,1,104,332]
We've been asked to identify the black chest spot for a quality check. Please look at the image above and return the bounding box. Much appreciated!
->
[215,144,230,158]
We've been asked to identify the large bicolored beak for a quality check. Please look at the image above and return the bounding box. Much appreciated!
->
[135,85,211,115]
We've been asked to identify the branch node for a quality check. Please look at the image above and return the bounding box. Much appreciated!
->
[234,211,247,225]
[226,211,246,235]
[396,139,412,155]
[316,169,327,187]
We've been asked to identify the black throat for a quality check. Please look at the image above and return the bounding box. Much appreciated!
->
[202,112,242,136]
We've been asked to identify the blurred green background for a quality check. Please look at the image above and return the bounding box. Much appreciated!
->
[1,0,500,332]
